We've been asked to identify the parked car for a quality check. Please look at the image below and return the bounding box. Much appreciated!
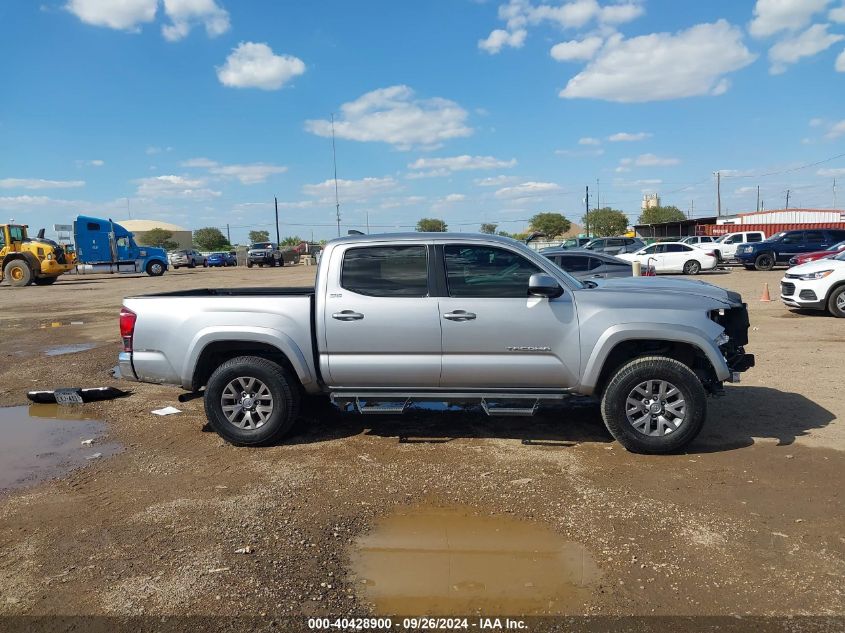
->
[541,249,653,280]
[206,252,229,267]
[788,240,845,266]
[170,249,207,269]
[247,242,301,267]
[618,242,718,275]
[681,236,717,246]
[780,250,845,317]
[583,237,645,255]
[118,232,754,454]
[712,231,766,262]
[735,229,845,271]
[225,252,238,266]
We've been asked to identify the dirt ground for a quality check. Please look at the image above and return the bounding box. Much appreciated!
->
[0,264,843,629]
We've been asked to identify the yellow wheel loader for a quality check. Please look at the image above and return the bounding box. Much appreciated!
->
[0,224,74,287]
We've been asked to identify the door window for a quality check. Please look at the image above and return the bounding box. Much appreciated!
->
[781,232,804,245]
[805,231,825,243]
[8,226,24,242]
[640,244,659,255]
[747,233,763,242]
[558,255,590,272]
[663,244,689,253]
[607,239,624,247]
[341,246,428,297]
[444,245,542,298]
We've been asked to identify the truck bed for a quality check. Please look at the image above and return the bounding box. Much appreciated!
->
[132,287,316,298]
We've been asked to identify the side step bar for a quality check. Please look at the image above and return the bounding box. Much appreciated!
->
[330,392,567,417]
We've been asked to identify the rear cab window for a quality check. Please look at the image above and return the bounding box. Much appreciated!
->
[341,245,429,297]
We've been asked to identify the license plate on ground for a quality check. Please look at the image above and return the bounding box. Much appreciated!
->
[54,389,84,405]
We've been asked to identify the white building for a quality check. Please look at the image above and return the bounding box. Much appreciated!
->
[641,193,660,211]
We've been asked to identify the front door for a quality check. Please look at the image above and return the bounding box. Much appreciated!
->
[438,244,579,389]
[323,244,442,387]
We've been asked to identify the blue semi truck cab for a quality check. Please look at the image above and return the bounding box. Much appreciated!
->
[73,215,169,277]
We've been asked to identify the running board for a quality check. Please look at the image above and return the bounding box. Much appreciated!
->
[330,392,565,417]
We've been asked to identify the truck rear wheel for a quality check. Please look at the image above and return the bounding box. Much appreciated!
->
[600,356,706,454]
[4,260,33,287]
[204,356,300,446]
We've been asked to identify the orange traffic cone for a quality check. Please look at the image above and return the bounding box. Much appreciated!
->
[759,282,772,302]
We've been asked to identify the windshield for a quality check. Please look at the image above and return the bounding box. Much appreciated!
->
[766,232,786,242]
[835,250,845,261]
[829,240,845,251]
[252,242,273,249]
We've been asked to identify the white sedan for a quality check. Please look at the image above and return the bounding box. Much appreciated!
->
[618,242,718,275]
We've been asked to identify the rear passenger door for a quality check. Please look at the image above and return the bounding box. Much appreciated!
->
[777,232,806,262]
[322,244,442,387]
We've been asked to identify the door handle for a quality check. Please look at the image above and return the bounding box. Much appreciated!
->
[443,310,477,322]
[332,310,364,321]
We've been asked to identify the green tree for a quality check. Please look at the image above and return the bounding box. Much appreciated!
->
[193,227,230,251]
[480,222,498,234]
[638,205,686,225]
[583,207,629,237]
[281,235,302,247]
[138,227,178,251]
[249,230,270,244]
[529,212,571,238]
[416,218,448,232]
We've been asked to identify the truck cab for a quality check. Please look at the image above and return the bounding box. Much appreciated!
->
[74,216,168,277]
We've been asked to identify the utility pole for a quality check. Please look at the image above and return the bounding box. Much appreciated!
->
[366,211,370,234]
[785,189,790,210]
[584,185,590,237]
[834,178,837,209]
[274,197,280,245]
[331,113,341,237]
[596,178,600,211]
[756,185,760,213]
[715,171,721,219]
[226,223,231,244]
[690,200,694,219]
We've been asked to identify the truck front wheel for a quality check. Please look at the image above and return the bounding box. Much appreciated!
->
[204,356,300,446]
[754,253,774,271]
[600,356,706,454]
[146,261,165,277]
[3,261,33,287]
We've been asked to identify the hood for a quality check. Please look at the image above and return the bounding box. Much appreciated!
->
[593,276,740,306]
[140,246,167,258]
[787,257,845,274]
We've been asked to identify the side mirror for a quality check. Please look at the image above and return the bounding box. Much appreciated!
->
[528,273,563,299]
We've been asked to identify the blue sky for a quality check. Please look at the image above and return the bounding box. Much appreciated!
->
[2,0,845,243]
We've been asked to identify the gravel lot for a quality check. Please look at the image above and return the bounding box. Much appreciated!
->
[0,265,843,626]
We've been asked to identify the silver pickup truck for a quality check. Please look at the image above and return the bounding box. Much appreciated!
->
[118,233,754,454]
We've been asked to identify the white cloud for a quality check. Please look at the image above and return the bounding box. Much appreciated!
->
[768,24,844,74]
[634,153,680,166]
[135,174,221,199]
[161,0,229,41]
[478,28,527,53]
[837,48,845,71]
[550,36,604,61]
[832,3,845,22]
[380,195,426,209]
[494,181,562,199]
[818,167,845,176]
[302,177,400,203]
[145,146,172,155]
[0,178,85,190]
[608,131,651,142]
[181,157,218,168]
[527,0,643,29]
[75,159,105,167]
[407,155,517,174]
[474,175,520,187]
[444,193,467,202]
[180,158,287,183]
[65,0,157,31]
[560,20,755,102]
[217,42,305,90]
[305,86,472,150]
[600,2,644,24]
[749,0,831,38]
[826,119,845,138]
[578,136,601,146]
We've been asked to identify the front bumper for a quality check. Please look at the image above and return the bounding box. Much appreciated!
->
[780,277,828,310]
[734,251,757,264]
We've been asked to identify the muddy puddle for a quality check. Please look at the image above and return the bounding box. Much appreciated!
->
[44,343,98,356]
[0,405,120,493]
[350,505,600,615]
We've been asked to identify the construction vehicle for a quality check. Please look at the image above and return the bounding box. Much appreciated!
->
[0,223,74,287]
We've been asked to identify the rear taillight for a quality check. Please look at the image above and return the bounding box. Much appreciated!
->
[119,307,137,352]
[704,251,716,257]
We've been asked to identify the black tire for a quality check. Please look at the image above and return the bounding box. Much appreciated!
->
[146,260,165,277]
[754,253,774,271]
[828,285,845,318]
[33,276,58,286]
[682,260,701,275]
[713,250,722,263]
[247,261,253,268]
[188,260,196,269]
[600,356,707,454]
[203,260,208,268]
[204,356,300,446]
[3,260,33,287]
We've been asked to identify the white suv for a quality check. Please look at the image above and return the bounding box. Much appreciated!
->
[714,231,766,261]
[780,250,845,317]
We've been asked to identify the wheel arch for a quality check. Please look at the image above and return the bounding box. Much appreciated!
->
[824,279,845,303]
[579,324,729,396]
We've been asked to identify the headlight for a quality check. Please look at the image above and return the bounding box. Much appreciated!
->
[46,253,53,260]
[797,269,833,280]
